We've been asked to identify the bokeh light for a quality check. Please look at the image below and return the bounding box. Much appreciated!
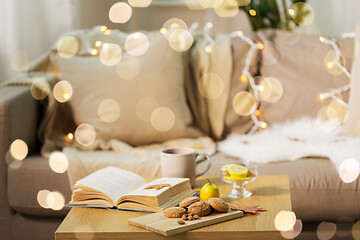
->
[324,50,344,75]
[125,32,149,56]
[327,99,348,124]
[49,151,69,173]
[316,106,339,132]
[55,3,75,25]
[339,158,360,183]
[163,18,188,39]
[214,0,239,18]
[116,55,141,79]
[37,190,51,209]
[232,91,256,116]
[259,77,283,103]
[75,123,96,147]
[46,191,65,211]
[317,222,337,240]
[168,29,193,52]
[185,0,206,10]
[128,0,152,7]
[30,77,50,100]
[336,216,355,238]
[281,219,303,239]
[197,73,224,99]
[274,211,296,231]
[136,97,158,122]
[109,2,132,23]
[100,43,122,66]
[353,220,360,239]
[290,2,315,26]
[10,139,28,161]
[150,107,175,132]
[11,50,29,71]
[57,36,78,58]
[98,99,121,123]
[53,80,73,103]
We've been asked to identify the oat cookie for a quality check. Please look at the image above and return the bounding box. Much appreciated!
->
[164,207,187,218]
[207,198,229,213]
[179,196,200,208]
[188,201,211,216]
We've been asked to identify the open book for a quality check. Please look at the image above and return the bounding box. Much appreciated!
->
[68,166,196,212]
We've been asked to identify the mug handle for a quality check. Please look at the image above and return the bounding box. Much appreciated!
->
[195,153,212,178]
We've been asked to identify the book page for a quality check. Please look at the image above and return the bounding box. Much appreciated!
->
[75,166,147,203]
[124,178,189,197]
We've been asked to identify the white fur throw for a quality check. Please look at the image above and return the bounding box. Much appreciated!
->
[218,117,360,168]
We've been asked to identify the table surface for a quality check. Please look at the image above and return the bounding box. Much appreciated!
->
[55,175,291,240]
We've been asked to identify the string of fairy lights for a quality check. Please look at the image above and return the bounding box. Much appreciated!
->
[319,36,351,105]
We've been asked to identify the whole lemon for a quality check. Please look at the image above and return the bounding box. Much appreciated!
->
[200,179,220,201]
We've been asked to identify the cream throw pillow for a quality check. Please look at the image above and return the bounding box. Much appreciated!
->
[342,24,360,136]
[51,31,202,146]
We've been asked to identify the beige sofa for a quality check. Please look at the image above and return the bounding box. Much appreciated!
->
[1,29,360,239]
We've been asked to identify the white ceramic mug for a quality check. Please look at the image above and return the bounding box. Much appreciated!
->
[160,147,212,187]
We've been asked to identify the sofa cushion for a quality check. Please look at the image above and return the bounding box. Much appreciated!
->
[258,29,353,124]
[8,152,360,221]
[51,30,202,147]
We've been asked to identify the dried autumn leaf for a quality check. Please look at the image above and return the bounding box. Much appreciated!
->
[144,184,172,190]
[230,204,267,214]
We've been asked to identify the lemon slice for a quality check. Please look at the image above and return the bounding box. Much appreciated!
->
[224,176,251,182]
[228,165,248,178]
[220,164,238,172]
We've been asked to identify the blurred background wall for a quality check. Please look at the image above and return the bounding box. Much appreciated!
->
[1,0,360,83]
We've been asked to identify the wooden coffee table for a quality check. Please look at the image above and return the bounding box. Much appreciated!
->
[55,175,291,239]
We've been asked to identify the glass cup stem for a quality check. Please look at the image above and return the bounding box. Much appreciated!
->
[228,182,252,198]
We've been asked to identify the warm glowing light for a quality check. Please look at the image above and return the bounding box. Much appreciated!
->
[274,211,296,231]
[249,9,256,16]
[316,106,339,132]
[254,110,261,117]
[109,2,132,23]
[57,36,78,58]
[98,99,121,123]
[317,222,336,240]
[104,29,111,35]
[198,73,224,99]
[49,151,69,173]
[328,99,348,124]
[237,31,243,36]
[259,77,283,103]
[136,97,159,121]
[319,36,325,43]
[90,49,98,55]
[288,8,295,16]
[205,46,212,53]
[46,191,65,210]
[206,22,213,28]
[100,43,122,66]
[215,0,239,18]
[37,190,51,208]
[260,122,267,128]
[100,25,107,32]
[168,29,193,52]
[11,50,29,71]
[281,219,303,239]
[53,80,73,103]
[240,75,248,82]
[170,23,180,29]
[160,27,167,34]
[125,32,149,56]
[339,158,360,183]
[30,77,50,100]
[163,18,188,39]
[10,139,28,161]
[258,43,264,50]
[67,133,74,140]
[128,0,152,7]
[150,107,175,132]
[327,62,333,69]
[95,41,102,47]
[319,93,324,100]
[75,123,96,147]
[116,55,141,79]
[290,2,314,26]
[232,91,256,116]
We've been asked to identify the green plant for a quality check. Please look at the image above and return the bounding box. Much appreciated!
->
[239,0,308,32]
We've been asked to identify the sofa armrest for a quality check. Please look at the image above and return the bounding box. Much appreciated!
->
[0,85,40,238]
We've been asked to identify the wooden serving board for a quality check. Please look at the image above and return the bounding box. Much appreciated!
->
[128,209,244,236]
